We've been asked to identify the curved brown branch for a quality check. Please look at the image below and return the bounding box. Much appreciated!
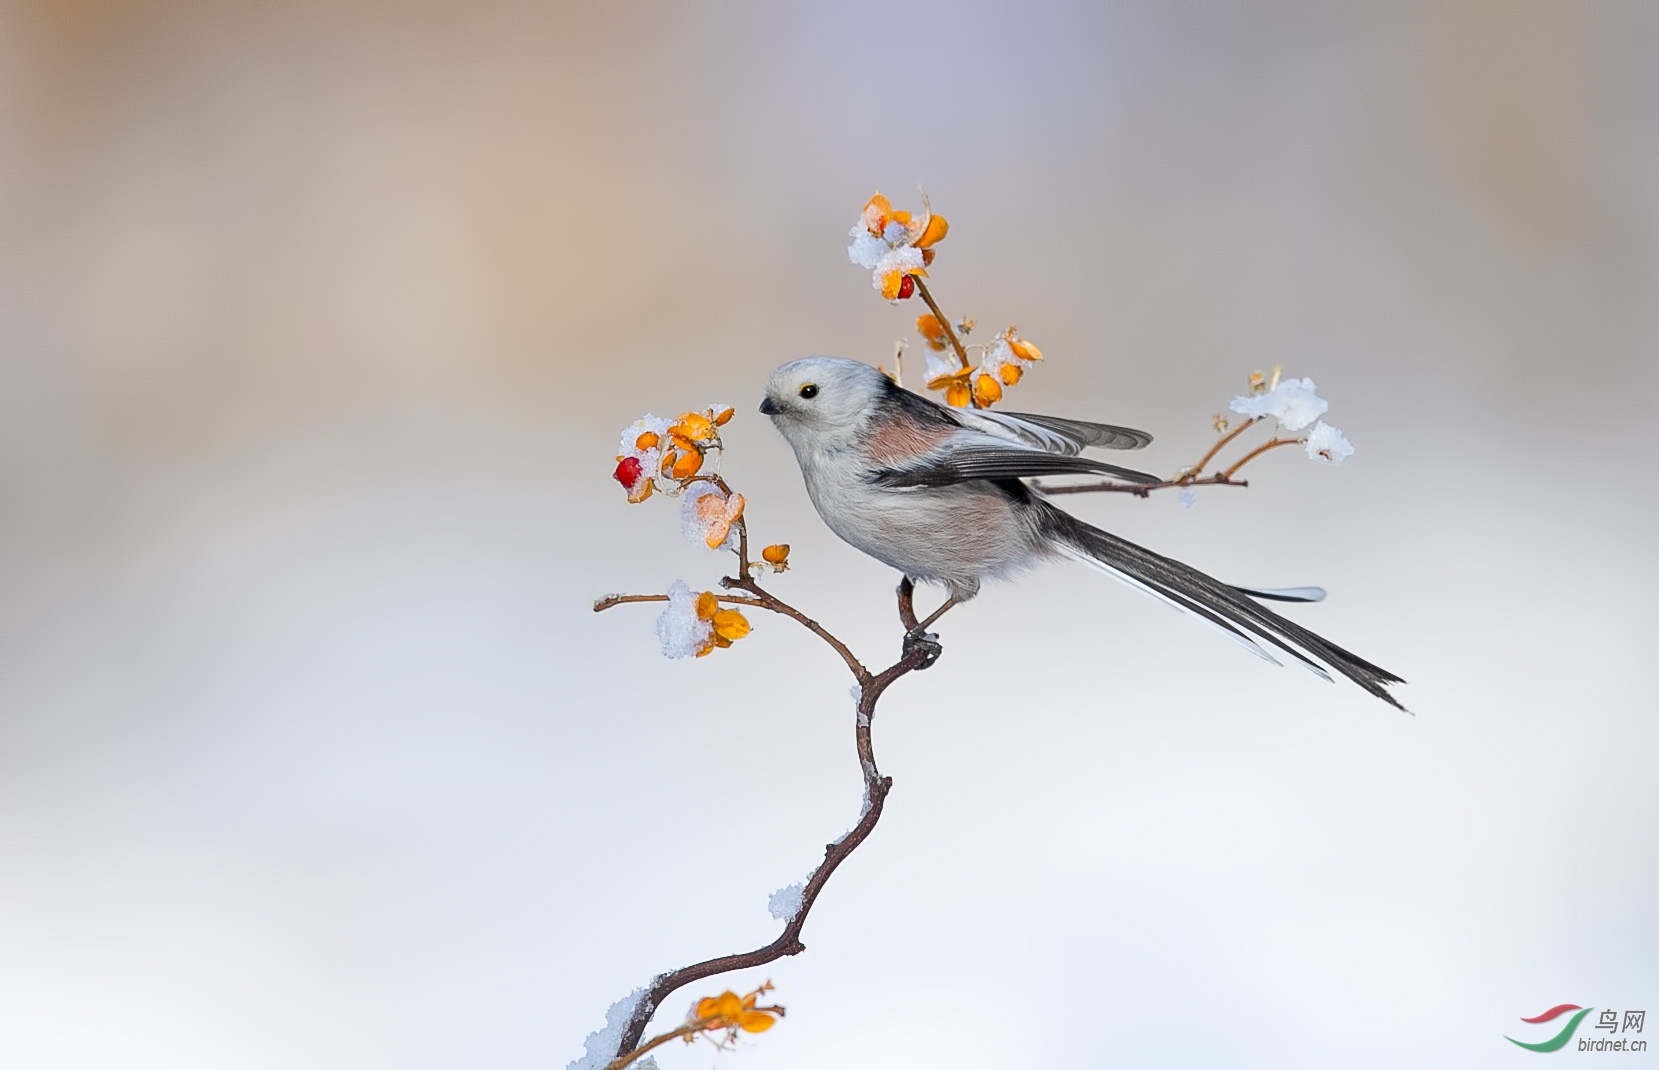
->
[1187,415,1262,478]
[912,277,970,374]
[605,582,933,1061]
[717,572,870,685]
[593,593,766,612]
[593,579,866,684]
[1218,436,1300,480]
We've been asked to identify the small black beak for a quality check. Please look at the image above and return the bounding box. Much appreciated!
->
[758,396,780,415]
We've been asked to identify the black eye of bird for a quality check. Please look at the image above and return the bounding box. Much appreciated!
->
[798,384,819,399]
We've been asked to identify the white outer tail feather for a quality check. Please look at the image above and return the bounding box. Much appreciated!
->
[1233,585,1327,603]
[1050,541,1335,682]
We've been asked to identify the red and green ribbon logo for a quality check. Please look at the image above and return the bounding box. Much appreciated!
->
[1506,1004,1593,1052]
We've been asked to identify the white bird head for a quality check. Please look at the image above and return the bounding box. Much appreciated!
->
[759,356,888,455]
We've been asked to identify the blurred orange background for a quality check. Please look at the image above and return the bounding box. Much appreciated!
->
[5,3,1656,1068]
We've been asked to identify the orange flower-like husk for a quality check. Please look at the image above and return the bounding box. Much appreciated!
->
[698,992,746,1020]
[1008,336,1043,362]
[635,431,659,450]
[860,193,892,235]
[699,491,744,549]
[915,214,949,248]
[671,448,704,480]
[973,373,1003,407]
[999,363,1023,386]
[692,592,723,657]
[915,314,948,351]
[673,411,715,443]
[711,608,750,642]
[879,261,927,300]
[761,543,790,566]
[693,495,726,545]
[694,988,776,1027]
[626,479,653,504]
[943,380,972,407]
[711,405,734,426]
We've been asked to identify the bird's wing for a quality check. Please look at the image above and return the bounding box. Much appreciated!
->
[954,409,1154,454]
[871,431,1162,488]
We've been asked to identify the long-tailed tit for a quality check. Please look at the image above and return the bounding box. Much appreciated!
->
[759,356,1404,709]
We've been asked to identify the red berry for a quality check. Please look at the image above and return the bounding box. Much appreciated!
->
[897,275,915,300]
[613,455,644,489]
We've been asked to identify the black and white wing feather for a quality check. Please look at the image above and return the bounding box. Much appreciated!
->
[878,376,1152,455]
[956,409,1154,453]
[871,433,1162,488]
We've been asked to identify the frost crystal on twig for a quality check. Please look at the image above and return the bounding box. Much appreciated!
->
[767,883,805,923]
[568,986,651,1070]
[655,582,712,659]
[1229,376,1329,431]
[1304,420,1355,465]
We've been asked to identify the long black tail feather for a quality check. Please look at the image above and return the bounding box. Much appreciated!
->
[1042,506,1407,711]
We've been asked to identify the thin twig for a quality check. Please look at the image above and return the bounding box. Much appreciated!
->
[592,593,766,612]
[1030,473,1249,497]
[1186,416,1262,479]
[1219,437,1300,480]
[718,574,870,685]
[734,514,751,576]
[604,1023,696,1070]
[912,277,970,375]
[605,999,786,1070]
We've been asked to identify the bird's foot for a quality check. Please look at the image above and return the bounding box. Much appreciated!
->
[902,627,943,671]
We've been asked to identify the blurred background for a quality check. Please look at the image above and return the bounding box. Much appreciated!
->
[4,2,1657,1067]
